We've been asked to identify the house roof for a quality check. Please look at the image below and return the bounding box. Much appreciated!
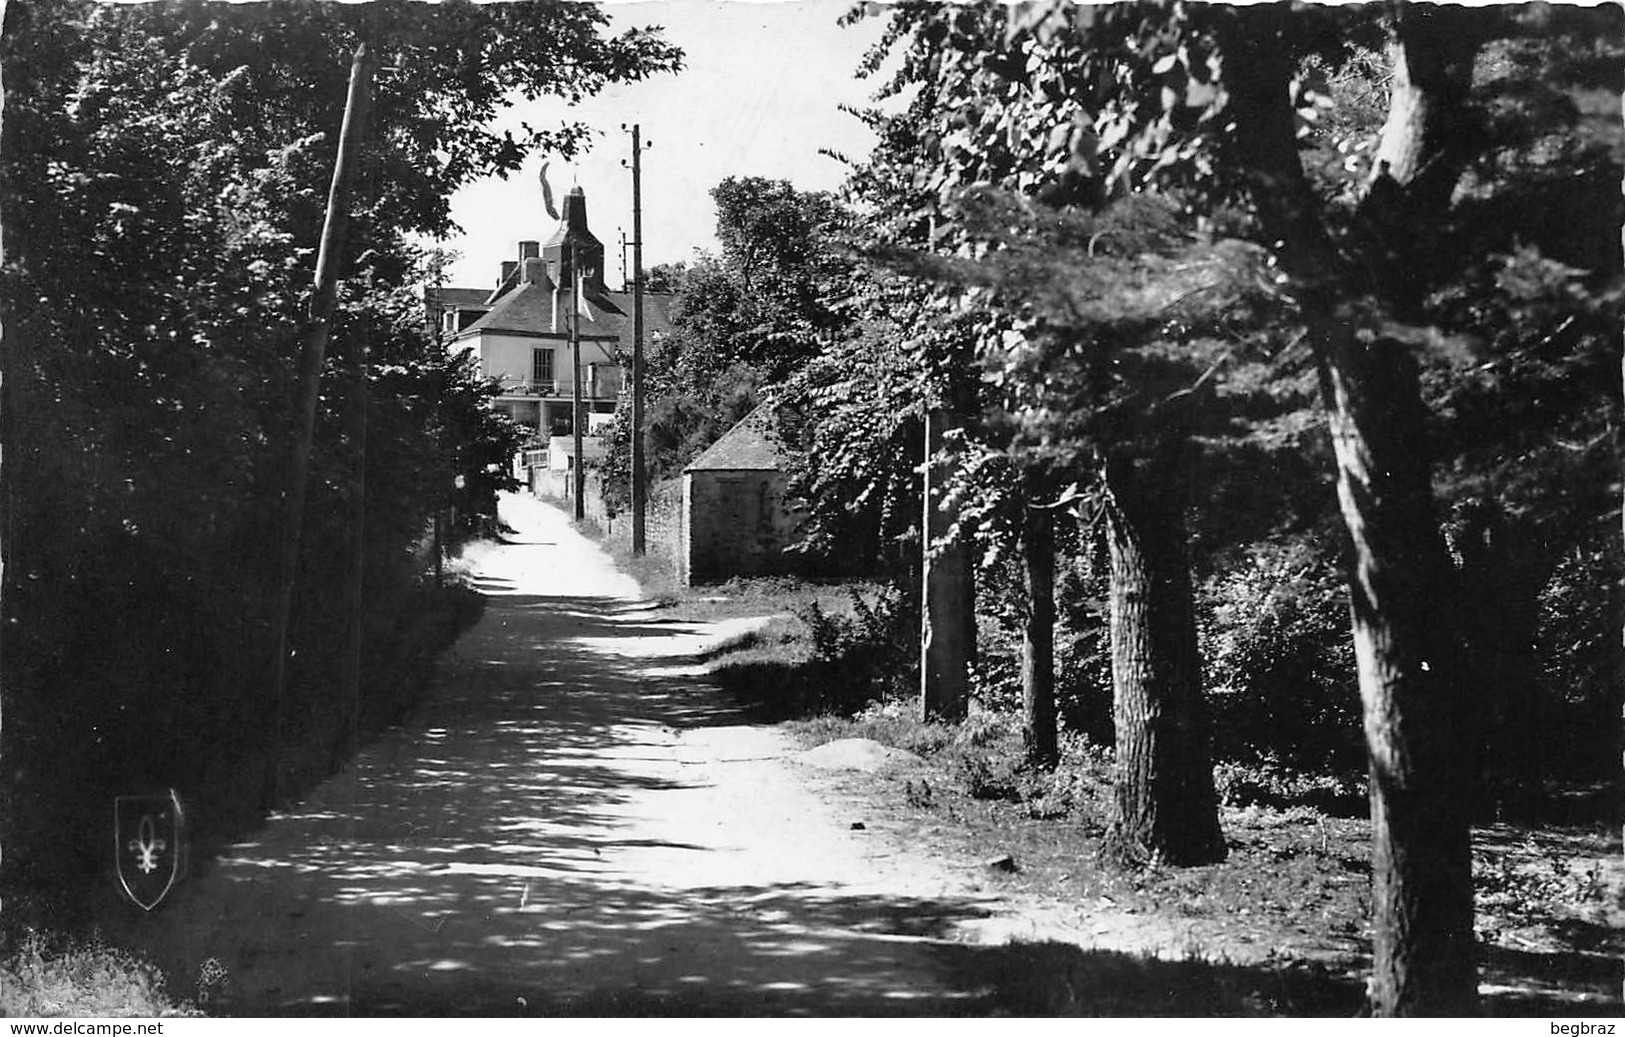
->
[455,279,674,353]
[686,402,799,472]
[449,185,675,354]
[427,286,493,310]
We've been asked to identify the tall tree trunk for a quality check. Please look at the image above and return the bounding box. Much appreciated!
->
[1022,496,1057,767]
[1223,5,1482,1013]
[920,406,972,721]
[1315,316,1477,1014]
[1101,450,1225,866]
[1372,3,1485,215]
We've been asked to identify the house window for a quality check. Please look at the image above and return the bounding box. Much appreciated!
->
[532,348,555,390]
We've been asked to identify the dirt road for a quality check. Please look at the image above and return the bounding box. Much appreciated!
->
[117,494,1012,1016]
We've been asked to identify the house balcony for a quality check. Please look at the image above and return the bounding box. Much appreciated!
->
[496,367,624,401]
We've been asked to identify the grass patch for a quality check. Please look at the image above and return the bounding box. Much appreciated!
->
[788,705,959,757]
[0,931,202,1017]
[691,615,808,665]
[792,705,1624,1014]
[663,576,892,625]
[575,512,892,624]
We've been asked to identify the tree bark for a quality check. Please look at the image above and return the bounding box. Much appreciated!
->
[1222,6,1480,1013]
[1021,497,1057,767]
[1101,450,1225,866]
[1372,3,1485,215]
[920,406,972,721]
[1315,316,1478,1015]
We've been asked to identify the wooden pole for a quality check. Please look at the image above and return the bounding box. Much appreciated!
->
[266,37,375,804]
[571,241,585,520]
[628,124,648,555]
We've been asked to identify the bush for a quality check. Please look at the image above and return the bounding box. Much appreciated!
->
[0,931,200,1018]
[970,625,1024,714]
[1052,555,1116,746]
[1214,759,1367,816]
[959,752,1022,801]
[1200,540,1363,775]
[793,586,918,711]
[1533,540,1624,780]
[1018,733,1116,823]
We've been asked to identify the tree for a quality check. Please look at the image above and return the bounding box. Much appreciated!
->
[996,0,1617,1012]
[604,176,849,500]
[848,1,1620,1007]
[1019,471,1059,767]
[1213,6,1491,1011]
[0,0,679,895]
[842,2,1234,860]
[779,276,932,577]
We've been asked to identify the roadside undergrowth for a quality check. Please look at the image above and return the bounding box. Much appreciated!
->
[784,704,1623,1017]
[0,930,202,1018]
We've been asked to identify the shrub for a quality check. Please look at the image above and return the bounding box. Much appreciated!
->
[794,585,918,710]
[1052,555,1116,746]
[1533,540,1624,780]
[0,931,200,1018]
[1200,540,1363,774]
[1017,734,1116,824]
[959,753,1021,801]
[1213,759,1367,816]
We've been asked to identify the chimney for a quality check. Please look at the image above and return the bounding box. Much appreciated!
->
[499,260,518,286]
[521,257,553,289]
[519,240,541,260]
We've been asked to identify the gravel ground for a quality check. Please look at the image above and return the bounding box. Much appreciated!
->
[107,493,1015,1017]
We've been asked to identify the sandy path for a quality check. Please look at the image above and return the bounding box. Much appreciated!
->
[115,494,1004,1016]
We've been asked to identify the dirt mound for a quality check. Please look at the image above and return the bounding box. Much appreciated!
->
[796,738,923,773]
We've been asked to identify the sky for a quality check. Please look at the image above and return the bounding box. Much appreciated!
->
[437,0,894,290]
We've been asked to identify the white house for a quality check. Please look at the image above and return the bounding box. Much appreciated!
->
[426,186,672,446]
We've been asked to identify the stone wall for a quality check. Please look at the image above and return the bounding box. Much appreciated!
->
[682,469,802,585]
[589,476,683,575]
[534,469,683,586]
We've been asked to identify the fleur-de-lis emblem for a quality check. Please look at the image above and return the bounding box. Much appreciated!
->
[116,791,183,910]
[127,813,167,874]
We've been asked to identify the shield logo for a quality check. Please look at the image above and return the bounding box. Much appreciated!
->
[115,790,184,911]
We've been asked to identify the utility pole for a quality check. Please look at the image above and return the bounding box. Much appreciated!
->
[340,15,385,766]
[622,124,650,555]
[570,240,585,520]
[267,34,375,804]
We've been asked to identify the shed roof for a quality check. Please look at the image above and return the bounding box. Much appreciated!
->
[685,402,799,472]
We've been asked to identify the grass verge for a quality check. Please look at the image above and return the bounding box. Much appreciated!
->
[784,706,1624,1016]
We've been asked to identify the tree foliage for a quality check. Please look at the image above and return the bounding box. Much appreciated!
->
[602,175,847,511]
[828,0,1619,1011]
[0,0,680,896]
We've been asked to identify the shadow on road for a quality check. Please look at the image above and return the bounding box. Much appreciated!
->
[100,576,1623,1018]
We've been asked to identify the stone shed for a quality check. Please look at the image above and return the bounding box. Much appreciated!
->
[681,404,804,585]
